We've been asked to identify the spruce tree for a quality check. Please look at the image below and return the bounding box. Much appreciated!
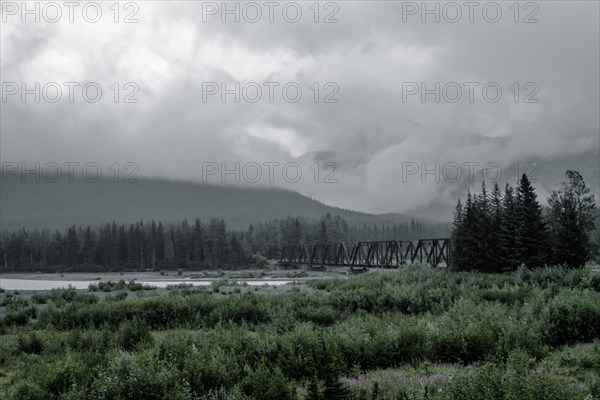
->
[461,191,480,270]
[316,337,350,400]
[547,170,597,268]
[66,226,79,267]
[322,363,350,400]
[488,182,504,272]
[81,226,95,269]
[475,182,494,272]
[450,198,464,269]
[515,174,549,268]
[319,220,329,243]
[499,184,521,271]
[306,372,324,400]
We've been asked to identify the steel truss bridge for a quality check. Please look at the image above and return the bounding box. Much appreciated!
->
[279,239,450,268]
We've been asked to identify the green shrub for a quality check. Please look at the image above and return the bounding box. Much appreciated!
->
[30,292,47,304]
[2,306,36,326]
[86,352,178,400]
[42,356,87,397]
[198,387,252,400]
[67,328,113,353]
[543,289,600,346]
[212,279,230,293]
[8,381,47,400]
[73,292,99,304]
[17,332,44,354]
[105,291,128,302]
[116,317,153,351]
[240,360,295,400]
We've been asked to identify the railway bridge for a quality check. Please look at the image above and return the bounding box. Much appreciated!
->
[279,238,450,269]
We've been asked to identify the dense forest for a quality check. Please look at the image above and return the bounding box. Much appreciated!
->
[0,214,450,272]
[452,171,599,271]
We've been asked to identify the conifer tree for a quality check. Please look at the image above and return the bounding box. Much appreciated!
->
[515,173,549,268]
[66,226,79,267]
[547,170,597,268]
[488,182,504,272]
[306,372,324,400]
[460,191,480,270]
[318,338,350,400]
[450,198,466,269]
[323,366,350,400]
[319,220,329,243]
[475,182,494,272]
[81,226,95,269]
[499,184,521,270]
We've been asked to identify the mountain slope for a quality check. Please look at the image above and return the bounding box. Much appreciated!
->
[0,176,418,230]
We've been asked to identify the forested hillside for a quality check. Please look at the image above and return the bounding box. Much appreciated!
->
[0,175,426,230]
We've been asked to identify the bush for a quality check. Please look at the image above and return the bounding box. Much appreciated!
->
[116,317,153,351]
[240,360,295,400]
[2,306,36,326]
[543,288,600,346]
[436,361,581,400]
[86,352,178,400]
[30,292,47,304]
[17,332,44,354]
[8,381,47,400]
[105,291,128,302]
[212,279,231,293]
[199,387,252,400]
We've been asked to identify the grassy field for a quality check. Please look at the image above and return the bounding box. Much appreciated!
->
[1,265,599,399]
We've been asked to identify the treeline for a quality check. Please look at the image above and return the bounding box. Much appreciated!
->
[0,214,449,272]
[452,170,598,271]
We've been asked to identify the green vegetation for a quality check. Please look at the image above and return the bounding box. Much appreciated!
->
[88,280,156,292]
[1,266,599,399]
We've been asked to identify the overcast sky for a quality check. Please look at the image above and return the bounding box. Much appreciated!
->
[1,1,599,215]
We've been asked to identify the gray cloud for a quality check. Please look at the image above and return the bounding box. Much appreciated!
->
[1,1,598,216]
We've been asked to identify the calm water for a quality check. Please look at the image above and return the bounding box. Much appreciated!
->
[0,278,294,291]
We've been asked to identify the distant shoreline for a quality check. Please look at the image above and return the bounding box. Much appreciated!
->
[0,266,350,282]
[0,267,356,291]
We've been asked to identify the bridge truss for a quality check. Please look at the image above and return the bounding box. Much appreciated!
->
[279,239,450,268]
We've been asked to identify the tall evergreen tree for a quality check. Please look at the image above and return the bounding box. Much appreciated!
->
[515,173,549,268]
[66,226,79,268]
[450,198,466,269]
[319,220,329,243]
[547,170,597,268]
[117,225,128,265]
[461,191,480,270]
[164,227,175,268]
[488,182,504,272]
[498,184,521,271]
[149,220,158,269]
[81,226,95,269]
[306,372,324,400]
[475,182,494,272]
[155,222,165,263]
[192,218,205,266]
